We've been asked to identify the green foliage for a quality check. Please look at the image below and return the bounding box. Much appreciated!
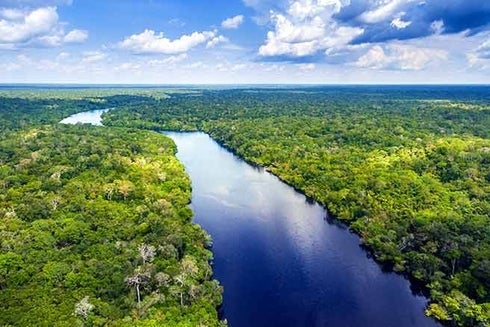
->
[0,124,223,326]
[104,86,490,327]
[0,91,160,138]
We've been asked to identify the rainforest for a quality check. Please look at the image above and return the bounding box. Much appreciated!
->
[0,89,225,326]
[1,85,489,327]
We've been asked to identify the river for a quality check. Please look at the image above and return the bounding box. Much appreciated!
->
[60,108,112,126]
[166,132,439,327]
[61,110,439,327]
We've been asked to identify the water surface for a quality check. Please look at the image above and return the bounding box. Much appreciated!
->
[60,108,111,126]
[166,131,439,327]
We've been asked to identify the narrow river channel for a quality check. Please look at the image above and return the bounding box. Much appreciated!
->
[61,110,439,327]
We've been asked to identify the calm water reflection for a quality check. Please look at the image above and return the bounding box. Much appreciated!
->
[60,108,111,126]
[166,131,439,327]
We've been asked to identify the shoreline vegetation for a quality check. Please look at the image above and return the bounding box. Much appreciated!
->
[0,85,489,326]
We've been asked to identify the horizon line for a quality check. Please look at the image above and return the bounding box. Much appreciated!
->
[1,83,489,87]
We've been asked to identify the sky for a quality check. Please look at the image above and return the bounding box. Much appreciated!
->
[0,0,489,84]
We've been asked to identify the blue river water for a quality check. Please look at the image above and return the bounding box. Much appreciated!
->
[165,131,440,327]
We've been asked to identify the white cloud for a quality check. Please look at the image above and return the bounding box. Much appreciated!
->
[0,7,58,43]
[355,45,389,69]
[475,39,490,59]
[288,0,344,20]
[430,20,445,34]
[261,63,286,72]
[467,38,490,69]
[221,15,244,29]
[119,29,216,54]
[355,43,447,70]
[114,62,141,72]
[0,6,87,47]
[82,51,107,63]
[297,63,316,71]
[184,61,207,69]
[207,35,228,48]
[391,17,411,29]
[57,51,70,60]
[231,63,249,71]
[36,58,59,70]
[0,62,21,71]
[323,26,365,52]
[148,53,188,66]
[390,44,447,70]
[63,29,88,43]
[17,54,32,63]
[258,0,363,58]
[36,34,62,47]
[214,61,250,72]
[271,13,325,43]
[358,0,413,24]
[0,8,26,20]
[168,18,186,27]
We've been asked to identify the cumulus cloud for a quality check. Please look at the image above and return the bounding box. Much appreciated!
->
[207,35,228,48]
[119,29,218,54]
[337,0,490,44]
[63,29,88,43]
[355,45,389,69]
[221,15,244,29]
[0,6,88,48]
[355,43,447,70]
[0,7,58,43]
[258,0,363,59]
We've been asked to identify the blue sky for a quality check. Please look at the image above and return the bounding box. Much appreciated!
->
[0,0,489,84]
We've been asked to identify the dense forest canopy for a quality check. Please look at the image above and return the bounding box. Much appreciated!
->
[0,91,225,326]
[1,85,489,326]
[103,86,490,327]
